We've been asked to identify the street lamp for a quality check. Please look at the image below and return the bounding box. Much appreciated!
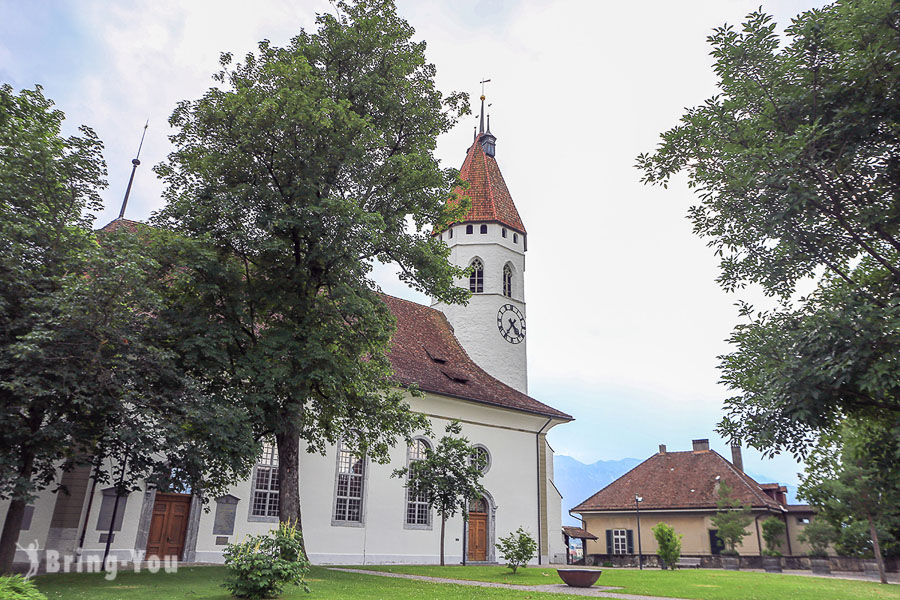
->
[635,494,644,570]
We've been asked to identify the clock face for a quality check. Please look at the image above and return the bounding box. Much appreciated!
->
[497,304,526,344]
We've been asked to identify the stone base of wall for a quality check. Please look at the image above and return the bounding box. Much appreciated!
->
[586,554,899,573]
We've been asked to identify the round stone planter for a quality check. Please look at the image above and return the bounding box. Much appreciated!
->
[762,556,782,573]
[809,557,831,575]
[557,568,602,588]
[721,556,741,571]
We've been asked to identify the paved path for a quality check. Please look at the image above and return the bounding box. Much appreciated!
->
[329,568,693,599]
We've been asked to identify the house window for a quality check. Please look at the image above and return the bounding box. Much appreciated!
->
[470,445,491,474]
[448,228,453,239]
[469,259,484,293]
[502,228,507,238]
[502,265,512,297]
[612,529,629,554]
[480,224,487,234]
[466,224,473,234]
[334,442,365,523]
[406,439,431,526]
[513,233,518,244]
[250,441,279,519]
[797,517,810,524]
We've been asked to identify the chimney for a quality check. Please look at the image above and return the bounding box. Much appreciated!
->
[731,443,744,472]
[659,444,667,455]
[692,438,710,452]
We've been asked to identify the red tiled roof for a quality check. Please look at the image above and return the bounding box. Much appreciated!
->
[451,134,526,234]
[382,294,569,420]
[99,218,144,233]
[563,526,598,540]
[572,450,783,512]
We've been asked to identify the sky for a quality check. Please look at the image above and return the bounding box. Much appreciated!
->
[0,0,832,487]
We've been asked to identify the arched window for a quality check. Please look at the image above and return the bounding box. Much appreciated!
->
[448,228,453,239]
[333,441,365,524]
[503,265,512,297]
[480,224,488,234]
[466,224,473,234]
[513,233,518,244]
[469,259,484,293]
[406,439,431,526]
[502,228,507,238]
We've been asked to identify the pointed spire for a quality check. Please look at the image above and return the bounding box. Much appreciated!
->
[479,94,485,134]
[118,120,148,220]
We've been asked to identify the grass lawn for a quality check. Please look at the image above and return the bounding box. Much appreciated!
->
[354,564,900,600]
[33,565,577,600]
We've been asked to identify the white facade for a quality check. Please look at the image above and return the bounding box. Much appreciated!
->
[433,222,528,394]
[2,391,567,566]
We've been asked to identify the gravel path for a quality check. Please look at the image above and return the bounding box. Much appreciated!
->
[328,567,693,599]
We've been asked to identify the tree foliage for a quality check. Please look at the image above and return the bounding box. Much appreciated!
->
[637,0,900,458]
[651,522,683,570]
[761,517,786,556]
[495,527,537,573]
[710,482,753,554]
[0,85,256,573]
[152,0,471,534]
[392,421,486,566]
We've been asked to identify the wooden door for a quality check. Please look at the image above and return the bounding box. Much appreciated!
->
[468,513,487,561]
[146,493,192,559]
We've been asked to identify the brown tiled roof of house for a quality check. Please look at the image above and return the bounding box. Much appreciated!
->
[562,526,598,540]
[382,294,569,420]
[572,449,783,513]
[99,218,144,233]
[450,134,526,234]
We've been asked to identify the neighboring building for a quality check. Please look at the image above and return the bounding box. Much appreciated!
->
[572,439,818,561]
[1,98,572,566]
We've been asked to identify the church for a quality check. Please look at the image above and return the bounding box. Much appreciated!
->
[1,97,572,566]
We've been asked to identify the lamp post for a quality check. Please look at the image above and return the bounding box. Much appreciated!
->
[635,494,643,570]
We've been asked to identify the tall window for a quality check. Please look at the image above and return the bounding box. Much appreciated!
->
[469,259,484,293]
[502,264,512,297]
[333,442,365,523]
[613,529,628,554]
[406,439,431,526]
[251,441,279,518]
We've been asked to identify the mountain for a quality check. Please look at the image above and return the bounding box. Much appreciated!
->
[553,455,642,525]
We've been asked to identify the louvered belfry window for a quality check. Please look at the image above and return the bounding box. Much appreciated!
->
[503,264,512,297]
[469,259,484,293]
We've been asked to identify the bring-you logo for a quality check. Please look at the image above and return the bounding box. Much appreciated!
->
[16,541,177,580]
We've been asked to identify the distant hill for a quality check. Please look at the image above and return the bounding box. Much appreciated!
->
[553,455,801,526]
[553,455,642,525]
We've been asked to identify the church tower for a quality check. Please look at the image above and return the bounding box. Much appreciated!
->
[433,95,528,393]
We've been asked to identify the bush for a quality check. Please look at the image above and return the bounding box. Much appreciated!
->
[798,518,837,558]
[651,522,682,570]
[495,527,537,573]
[761,517,786,557]
[0,575,47,600]
[223,521,310,599]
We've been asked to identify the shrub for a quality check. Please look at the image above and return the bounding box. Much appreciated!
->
[798,518,837,557]
[761,517,786,557]
[651,522,682,570]
[495,527,537,573]
[0,575,47,600]
[223,521,310,599]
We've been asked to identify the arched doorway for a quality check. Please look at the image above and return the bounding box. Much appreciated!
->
[467,495,494,562]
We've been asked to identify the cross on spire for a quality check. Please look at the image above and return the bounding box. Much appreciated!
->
[478,78,491,133]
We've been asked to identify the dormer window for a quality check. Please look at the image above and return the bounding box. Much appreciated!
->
[469,258,484,293]
[503,264,512,297]
[480,224,487,234]
[466,225,473,235]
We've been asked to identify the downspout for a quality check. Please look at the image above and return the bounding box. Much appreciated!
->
[536,417,552,566]
[782,512,793,555]
[754,513,763,556]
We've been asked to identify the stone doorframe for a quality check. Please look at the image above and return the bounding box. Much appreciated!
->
[134,487,203,562]
[464,490,497,563]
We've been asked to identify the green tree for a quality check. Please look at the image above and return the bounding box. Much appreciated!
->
[495,527,537,573]
[797,518,837,557]
[393,421,486,566]
[0,85,256,573]
[761,517,786,556]
[798,420,900,583]
[651,522,682,570]
[153,0,471,544]
[710,482,753,555]
[636,0,900,458]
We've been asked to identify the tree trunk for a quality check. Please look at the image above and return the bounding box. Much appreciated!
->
[0,450,34,574]
[867,511,888,584]
[276,425,306,558]
[440,513,446,566]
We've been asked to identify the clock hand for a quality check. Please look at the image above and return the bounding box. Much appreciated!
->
[507,318,521,337]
